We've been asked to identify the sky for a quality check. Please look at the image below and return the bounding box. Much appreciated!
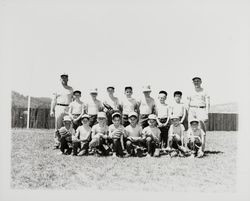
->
[1,0,249,105]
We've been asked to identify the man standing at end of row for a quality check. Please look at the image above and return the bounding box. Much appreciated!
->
[50,74,74,149]
[187,76,210,151]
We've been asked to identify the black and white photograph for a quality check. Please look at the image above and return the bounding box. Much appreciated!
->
[0,0,250,200]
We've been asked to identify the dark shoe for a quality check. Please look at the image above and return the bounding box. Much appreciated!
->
[65,148,72,155]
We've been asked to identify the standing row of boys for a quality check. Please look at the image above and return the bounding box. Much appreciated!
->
[50,74,210,158]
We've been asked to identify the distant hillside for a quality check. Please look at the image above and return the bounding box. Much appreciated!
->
[12,91,51,108]
[210,102,238,113]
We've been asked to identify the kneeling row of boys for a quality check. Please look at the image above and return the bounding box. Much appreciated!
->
[56,111,205,158]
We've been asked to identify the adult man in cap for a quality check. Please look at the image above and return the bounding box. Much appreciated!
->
[138,85,156,129]
[103,86,122,126]
[50,74,74,149]
[187,77,210,151]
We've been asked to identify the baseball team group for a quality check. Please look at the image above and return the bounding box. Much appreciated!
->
[50,74,210,158]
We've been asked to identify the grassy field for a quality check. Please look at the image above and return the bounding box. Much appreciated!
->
[11,129,237,192]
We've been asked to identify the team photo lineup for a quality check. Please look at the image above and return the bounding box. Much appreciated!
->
[51,73,210,158]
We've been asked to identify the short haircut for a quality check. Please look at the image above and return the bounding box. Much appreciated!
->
[125,86,132,91]
[159,90,168,96]
[174,91,182,97]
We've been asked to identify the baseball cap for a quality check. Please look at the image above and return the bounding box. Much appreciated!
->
[112,112,121,119]
[189,118,199,124]
[90,88,98,94]
[60,73,68,78]
[148,114,157,120]
[125,86,133,91]
[73,90,81,95]
[107,86,115,90]
[142,85,151,92]
[81,114,90,120]
[128,112,138,118]
[97,112,107,119]
[192,77,202,81]
[63,115,71,122]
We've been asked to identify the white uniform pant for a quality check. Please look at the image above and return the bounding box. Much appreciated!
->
[54,105,69,144]
[188,107,208,122]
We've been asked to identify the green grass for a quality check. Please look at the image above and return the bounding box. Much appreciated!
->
[11,129,237,192]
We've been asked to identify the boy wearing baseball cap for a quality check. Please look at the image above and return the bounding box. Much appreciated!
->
[124,112,144,157]
[109,112,125,157]
[120,86,139,127]
[72,114,92,156]
[138,85,156,129]
[89,112,110,156]
[169,91,187,130]
[85,88,104,127]
[103,86,122,126]
[186,118,205,158]
[58,115,75,155]
[167,115,187,157]
[68,90,86,130]
[155,90,170,148]
[142,114,161,157]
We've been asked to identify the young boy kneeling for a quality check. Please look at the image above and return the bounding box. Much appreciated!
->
[167,115,187,157]
[89,112,110,156]
[124,112,144,157]
[186,118,205,158]
[58,115,75,155]
[72,114,91,156]
[109,112,125,157]
[142,114,161,157]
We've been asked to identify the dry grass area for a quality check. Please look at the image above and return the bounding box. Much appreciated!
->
[11,129,237,192]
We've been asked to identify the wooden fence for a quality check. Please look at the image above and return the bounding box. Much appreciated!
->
[11,107,238,131]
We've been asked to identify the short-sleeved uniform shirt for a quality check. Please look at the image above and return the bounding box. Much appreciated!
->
[142,126,161,143]
[168,124,185,137]
[91,123,109,137]
[74,125,91,141]
[53,85,74,105]
[186,128,206,139]
[86,99,103,115]
[109,124,125,139]
[103,96,120,111]
[125,124,143,138]
[69,101,85,115]
[170,102,185,118]
[139,97,156,115]
[187,88,209,107]
[155,103,169,119]
[187,88,210,121]
[121,97,138,115]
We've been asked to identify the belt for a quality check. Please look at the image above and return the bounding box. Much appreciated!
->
[140,114,150,116]
[56,103,69,106]
[190,106,206,108]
